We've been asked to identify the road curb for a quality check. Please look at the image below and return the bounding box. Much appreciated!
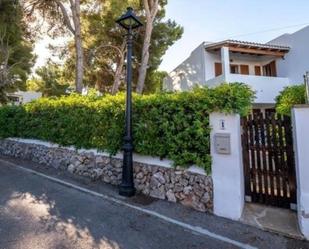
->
[0,158,257,249]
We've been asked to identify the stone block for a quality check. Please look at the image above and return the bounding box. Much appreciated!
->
[0,139,213,214]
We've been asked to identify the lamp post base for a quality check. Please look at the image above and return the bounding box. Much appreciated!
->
[119,184,136,197]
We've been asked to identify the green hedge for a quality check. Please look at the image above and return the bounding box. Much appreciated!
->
[0,83,254,172]
[276,85,306,115]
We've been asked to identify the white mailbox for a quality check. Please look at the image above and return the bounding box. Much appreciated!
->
[214,133,231,155]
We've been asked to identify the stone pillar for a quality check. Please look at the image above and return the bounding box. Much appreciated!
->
[210,112,244,220]
[221,46,230,81]
[292,105,309,239]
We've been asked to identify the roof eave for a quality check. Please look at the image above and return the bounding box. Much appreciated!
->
[204,39,290,52]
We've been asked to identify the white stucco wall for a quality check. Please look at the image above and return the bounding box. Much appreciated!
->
[269,26,309,84]
[210,113,244,220]
[227,74,290,104]
[204,51,221,81]
[292,106,309,239]
[163,28,302,103]
[163,43,206,91]
[8,91,42,104]
[19,91,42,103]
[205,73,289,104]
[205,50,278,80]
[228,54,276,76]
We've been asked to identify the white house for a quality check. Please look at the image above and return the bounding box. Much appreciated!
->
[164,26,309,105]
[7,91,42,105]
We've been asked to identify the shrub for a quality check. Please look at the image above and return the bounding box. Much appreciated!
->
[0,83,254,172]
[276,85,306,115]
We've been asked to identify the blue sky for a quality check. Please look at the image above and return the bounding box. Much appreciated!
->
[159,0,309,72]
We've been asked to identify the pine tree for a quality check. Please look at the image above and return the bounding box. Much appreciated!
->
[0,0,34,102]
[67,0,183,94]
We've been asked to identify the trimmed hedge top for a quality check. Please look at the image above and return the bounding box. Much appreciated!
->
[0,83,254,172]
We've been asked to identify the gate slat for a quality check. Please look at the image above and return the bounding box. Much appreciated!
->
[267,112,278,206]
[241,110,296,209]
[265,112,275,203]
[270,113,281,206]
[259,112,269,202]
[277,114,288,206]
[283,115,297,204]
[248,114,257,202]
[253,112,264,203]
[241,116,251,198]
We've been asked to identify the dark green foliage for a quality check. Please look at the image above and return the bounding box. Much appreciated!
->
[275,85,306,115]
[0,0,34,93]
[63,0,183,93]
[143,70,168,93]
[0,83,254,172]
[27,62,70,97]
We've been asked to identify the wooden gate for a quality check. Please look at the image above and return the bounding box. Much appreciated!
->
[241,111,297,209]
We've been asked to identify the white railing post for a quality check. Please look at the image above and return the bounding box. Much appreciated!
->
[210,112,244,220]
[221,47,230,82]
[292,105,309,239]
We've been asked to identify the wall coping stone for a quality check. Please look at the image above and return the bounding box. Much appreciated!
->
[293,104,309,109]
[7,138,207,176]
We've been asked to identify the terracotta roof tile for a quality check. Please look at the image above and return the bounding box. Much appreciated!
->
[205,39,290,51]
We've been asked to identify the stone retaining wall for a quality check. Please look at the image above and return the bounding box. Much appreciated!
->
[0,139,213,212]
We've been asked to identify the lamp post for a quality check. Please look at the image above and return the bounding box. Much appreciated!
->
[116,7,143,197]
[304,71,309,104]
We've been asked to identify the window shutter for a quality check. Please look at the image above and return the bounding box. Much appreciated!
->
[215,63,222,77]
[240,65,249,75]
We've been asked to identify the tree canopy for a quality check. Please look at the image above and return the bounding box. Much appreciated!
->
[63,0,183,94]
[0,0,35,101]
[0,0,182,98]
[27,61,69,97]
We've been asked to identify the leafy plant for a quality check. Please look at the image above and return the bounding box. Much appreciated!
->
[0,83,254,172]
[0,0,34,101]
[276,85,306,115]
[26,62,70,97]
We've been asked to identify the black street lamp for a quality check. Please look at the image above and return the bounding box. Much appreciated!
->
[116,7,143,197]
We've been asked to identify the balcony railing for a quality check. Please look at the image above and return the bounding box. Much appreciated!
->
[205,74,290,103]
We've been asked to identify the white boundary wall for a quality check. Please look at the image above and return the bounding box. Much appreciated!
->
[210,113,244,220]
[292,105,309,239]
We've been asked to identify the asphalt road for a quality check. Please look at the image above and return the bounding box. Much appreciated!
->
[0,158,308,249]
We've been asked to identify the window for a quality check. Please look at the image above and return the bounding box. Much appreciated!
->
[230,64,239,74]
[263,61,277,77]
[214,62,222,77]
[263,64,271,76]
[255,66,261,76]
[8,96,20,102]
[240,65,249,75]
